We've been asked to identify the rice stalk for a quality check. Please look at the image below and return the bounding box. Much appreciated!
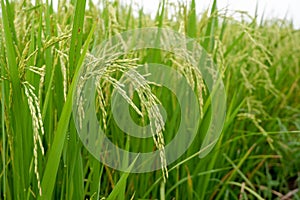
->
[23,81,44,196]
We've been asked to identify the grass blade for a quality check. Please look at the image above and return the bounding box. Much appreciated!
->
[1,0,27,198]
[106,155,139,200]
[68,0,87,78]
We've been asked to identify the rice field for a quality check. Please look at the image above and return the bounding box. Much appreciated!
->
[0,0,300,199]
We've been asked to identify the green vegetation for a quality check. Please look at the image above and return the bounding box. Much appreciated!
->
[1,0,300,199]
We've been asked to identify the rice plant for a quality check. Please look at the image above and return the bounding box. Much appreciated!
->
[1,0,299,199]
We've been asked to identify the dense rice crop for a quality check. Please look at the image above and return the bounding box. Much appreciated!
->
[0,0,299,199]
